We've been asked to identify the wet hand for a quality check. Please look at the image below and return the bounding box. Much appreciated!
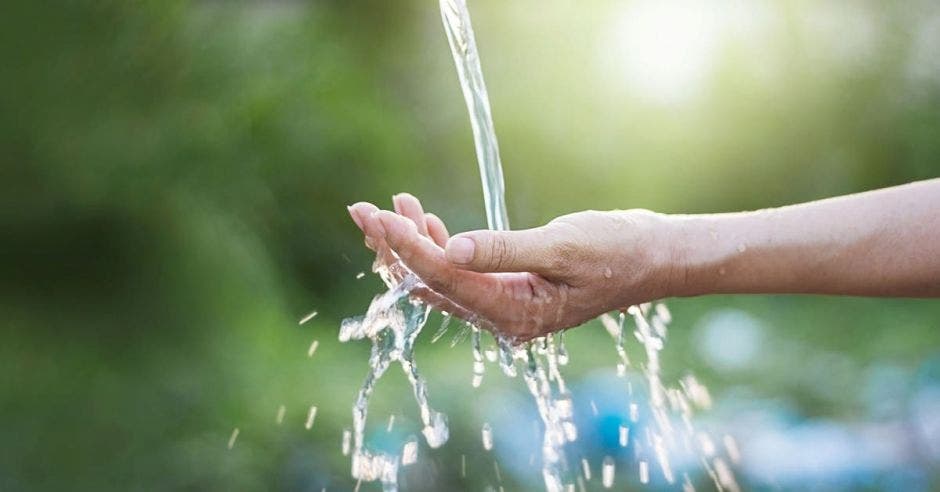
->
[348,194,675,341]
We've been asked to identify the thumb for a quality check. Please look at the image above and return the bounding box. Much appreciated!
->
[444,227,563,274]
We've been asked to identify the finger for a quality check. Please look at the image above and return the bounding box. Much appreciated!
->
[392,193,429,237]
[348,202,379,251]
[358,207,403,271]
[347,203,366,230]
[375,210,503,313]
[444,227,563,275]
[425,213,450,248]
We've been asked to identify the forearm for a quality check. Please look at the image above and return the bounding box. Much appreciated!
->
[666,179,940,298]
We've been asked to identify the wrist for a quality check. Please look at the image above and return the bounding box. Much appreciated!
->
[662,213,745,298]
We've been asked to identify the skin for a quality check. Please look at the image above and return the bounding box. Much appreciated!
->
[348,178,940,341]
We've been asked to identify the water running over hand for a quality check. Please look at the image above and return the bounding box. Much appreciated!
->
[337,1,740,490]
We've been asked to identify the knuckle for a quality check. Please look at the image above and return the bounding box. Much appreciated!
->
[487,235,515,270]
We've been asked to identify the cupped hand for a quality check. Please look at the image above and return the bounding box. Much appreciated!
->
[348,194,676,341]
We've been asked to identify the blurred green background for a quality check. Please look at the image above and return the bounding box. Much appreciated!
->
[1,1,939,490]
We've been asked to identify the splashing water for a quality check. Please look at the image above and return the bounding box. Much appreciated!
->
[338,272,448,491]
[337,1,740,490]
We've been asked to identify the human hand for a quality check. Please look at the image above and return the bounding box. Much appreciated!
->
[348,194,676,341]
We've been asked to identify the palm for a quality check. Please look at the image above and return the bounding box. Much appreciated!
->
[349,196,574,340]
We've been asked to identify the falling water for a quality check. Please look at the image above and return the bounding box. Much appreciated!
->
[336,1,740,490]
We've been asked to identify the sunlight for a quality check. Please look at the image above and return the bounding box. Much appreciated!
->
[602,0,723,103]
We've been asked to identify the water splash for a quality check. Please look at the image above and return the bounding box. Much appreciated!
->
[337,1,740,489]
[601,304,741,489]
[338,269,448,491]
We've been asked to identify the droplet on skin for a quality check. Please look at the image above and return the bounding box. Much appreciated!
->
[737,243,747,253]
[227,428,239,449]
[276,405,286,425]
[305,406,317,430]
[299,310,318,325]
[601,456,615,488]
[481,422,494,450]
[603,267,613,279]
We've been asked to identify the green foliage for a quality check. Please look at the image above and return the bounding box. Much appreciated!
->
[1,1,938,490]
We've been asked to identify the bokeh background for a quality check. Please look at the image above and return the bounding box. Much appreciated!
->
[2,0,939,490]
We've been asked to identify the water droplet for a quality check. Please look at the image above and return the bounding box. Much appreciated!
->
[276,405,285,425]
[423,411,449,448]
[305,405,318,430]
[342,428,351,456]
[227,428,239,449]
[356,271,366,279]
[603,267,613,279]
[481,422,494,450]
[724,434,741,464]
[299,310,318,325]
[601,456,615,488]
[618,425,629,447]
[402,436,418,466]
[683,473,696,492]
[737,243,747,253]
[485,348,498,362]
[581,458,592,481]
[639,460,649,484]
[387,415,395,432]
[307,340,319,357]
[629,403,639,422]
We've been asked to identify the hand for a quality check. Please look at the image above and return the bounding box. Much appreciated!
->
[348,194,676,341]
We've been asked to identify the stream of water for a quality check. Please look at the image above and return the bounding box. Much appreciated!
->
[337,1,742,490]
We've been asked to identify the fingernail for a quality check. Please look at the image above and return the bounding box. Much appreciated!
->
[347,206,363,228]
[446,236,475,264]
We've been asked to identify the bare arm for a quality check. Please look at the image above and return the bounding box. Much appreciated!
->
[349,180,940,340]
[670,178,940,298]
